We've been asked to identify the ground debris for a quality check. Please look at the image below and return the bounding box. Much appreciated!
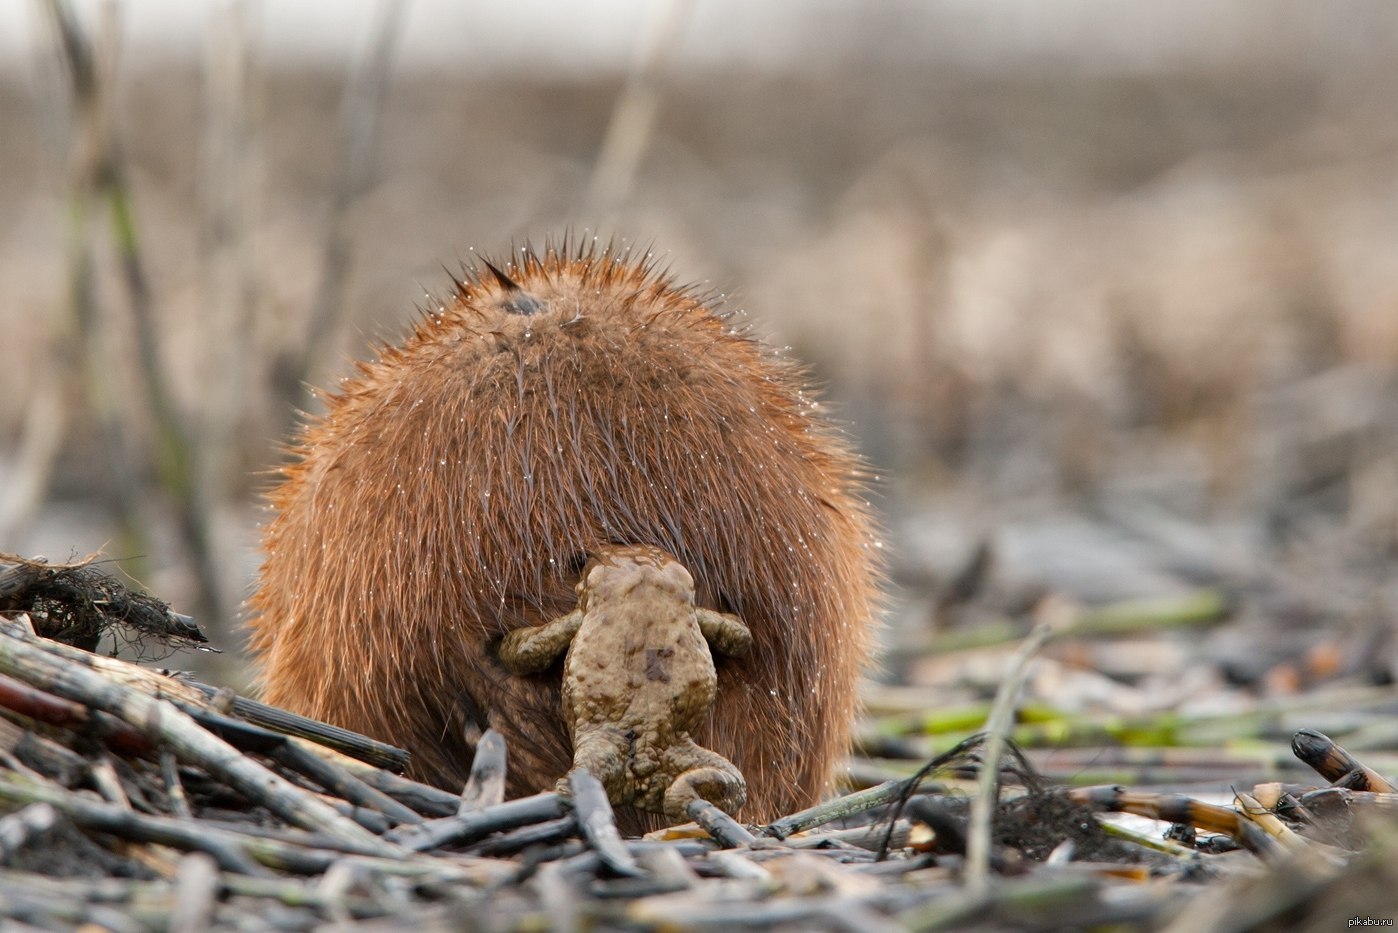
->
[0,612,1393,928]
[0,554,209,657]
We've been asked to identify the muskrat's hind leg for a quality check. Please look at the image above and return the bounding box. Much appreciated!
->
[695,608,753,658]
[498,609,584,673]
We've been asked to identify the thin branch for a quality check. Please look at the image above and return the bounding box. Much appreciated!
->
[0,622,389,850]
[964,599,1066,893]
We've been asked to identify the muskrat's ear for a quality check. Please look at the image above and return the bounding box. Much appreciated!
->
[480,259,545,315]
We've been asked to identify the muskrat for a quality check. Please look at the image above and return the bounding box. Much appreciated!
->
[247,238,881,830]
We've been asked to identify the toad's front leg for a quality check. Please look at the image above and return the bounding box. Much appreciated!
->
[498,609,584,674]
[696,608,753,658]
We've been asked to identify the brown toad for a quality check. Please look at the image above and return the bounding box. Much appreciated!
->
[498,544,752,822]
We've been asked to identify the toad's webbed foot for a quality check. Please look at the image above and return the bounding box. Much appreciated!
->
[662,757,748,823]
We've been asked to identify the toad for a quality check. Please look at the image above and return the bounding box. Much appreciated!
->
[498,544,752,822]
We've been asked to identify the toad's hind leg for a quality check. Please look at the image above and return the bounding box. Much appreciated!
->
[498,609,584,674]
[661,741,748,822]
[569,728,632,803]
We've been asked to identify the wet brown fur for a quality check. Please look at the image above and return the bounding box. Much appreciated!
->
[247,238,881,831]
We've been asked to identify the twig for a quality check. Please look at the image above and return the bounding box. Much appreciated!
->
[895,873,1101,932]
[0,772,263,874]
[87,756,130,808]
[685,799,755,848]
[270,741,422,827]
[905,588,1229,657]
[0,712,87,784]
[964,600,1064,893]
[764,780,906,839]
[458,728,507,813]
[161,751,192,819]
[468,817,578,858]
[0,866,406,926]
[817,821,917,855]
[0,622,387,850]
[709,849,775,883]
[1095,819,1200,860]
[1070,589,1231,637]
[339,762,461,818]
[0,802,58,859]
[567,768,642,877]
[1292,727,1397,792]
[0,773,478,881]
[187,682,410,772]
[386,793,568,852]
[168,853,220,933]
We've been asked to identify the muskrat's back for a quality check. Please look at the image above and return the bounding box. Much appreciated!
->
[247,241,880,829]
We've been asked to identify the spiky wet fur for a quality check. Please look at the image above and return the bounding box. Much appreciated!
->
[247,238,881,832]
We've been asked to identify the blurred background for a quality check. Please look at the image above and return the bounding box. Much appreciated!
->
[4,0,1398,701]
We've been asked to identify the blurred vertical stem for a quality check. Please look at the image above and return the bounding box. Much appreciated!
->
[42,0,145,570]
[585,0,690,216]
[0,21,75,542]
[0,13,70,543]
[197,0,258,630]
[964,600,1068,895]
[0,363,67,541]
[42,0,223,625]
[276,0,409,417]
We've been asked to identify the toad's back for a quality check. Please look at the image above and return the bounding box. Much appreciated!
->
[561,548,716,738]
